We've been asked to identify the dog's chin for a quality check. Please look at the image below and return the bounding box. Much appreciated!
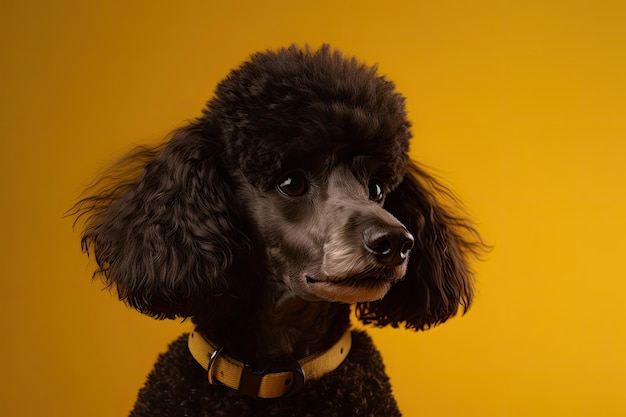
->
[302,277,393,304]
[296,267,406,304]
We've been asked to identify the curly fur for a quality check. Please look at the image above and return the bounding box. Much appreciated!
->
[72,44,483,416]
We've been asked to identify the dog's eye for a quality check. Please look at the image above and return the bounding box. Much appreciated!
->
[368,179,385,203]
[276,172,308,197]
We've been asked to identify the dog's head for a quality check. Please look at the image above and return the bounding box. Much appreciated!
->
[74,45,481,330]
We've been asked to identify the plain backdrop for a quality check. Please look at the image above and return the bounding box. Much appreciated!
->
[1,0,625,415]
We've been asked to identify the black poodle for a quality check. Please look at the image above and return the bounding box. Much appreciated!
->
[73,45,482,416]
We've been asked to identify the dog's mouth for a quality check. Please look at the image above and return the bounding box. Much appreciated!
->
[303,269,403,304]
[305,276,323,284]
[306,275,391,285]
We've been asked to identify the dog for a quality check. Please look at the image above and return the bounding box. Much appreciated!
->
[73,45,482,416]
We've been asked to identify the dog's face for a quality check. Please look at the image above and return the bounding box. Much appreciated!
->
[240,154,414,304]
[212,46,416,305]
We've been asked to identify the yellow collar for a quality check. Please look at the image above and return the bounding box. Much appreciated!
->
[188,328,352,398]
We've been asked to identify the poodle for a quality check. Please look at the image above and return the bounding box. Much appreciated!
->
[73,45,482,416]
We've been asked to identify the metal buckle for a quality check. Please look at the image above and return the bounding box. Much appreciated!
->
[207,347,225,385]
[238,358,307,398]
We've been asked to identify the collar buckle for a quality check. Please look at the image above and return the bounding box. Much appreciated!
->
[207,347,225,386]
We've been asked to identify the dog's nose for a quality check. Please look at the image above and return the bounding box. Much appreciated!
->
[363,226,414,266]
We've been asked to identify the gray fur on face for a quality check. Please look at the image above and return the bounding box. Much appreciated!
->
[239,158,410,305]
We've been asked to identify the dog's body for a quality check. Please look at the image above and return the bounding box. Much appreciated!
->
[74,45,481,416]
[132,331,398,416]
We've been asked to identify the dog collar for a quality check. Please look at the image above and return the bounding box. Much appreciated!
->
[188,328,352,398]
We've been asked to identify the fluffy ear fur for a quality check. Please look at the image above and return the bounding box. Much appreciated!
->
[72,123,251,319]
[356,160,484,330]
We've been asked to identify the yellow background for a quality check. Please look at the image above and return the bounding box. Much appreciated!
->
[1,0,625,415]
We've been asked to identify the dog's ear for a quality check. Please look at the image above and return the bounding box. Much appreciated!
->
[72,123,251,319]
[356,160,483,330]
